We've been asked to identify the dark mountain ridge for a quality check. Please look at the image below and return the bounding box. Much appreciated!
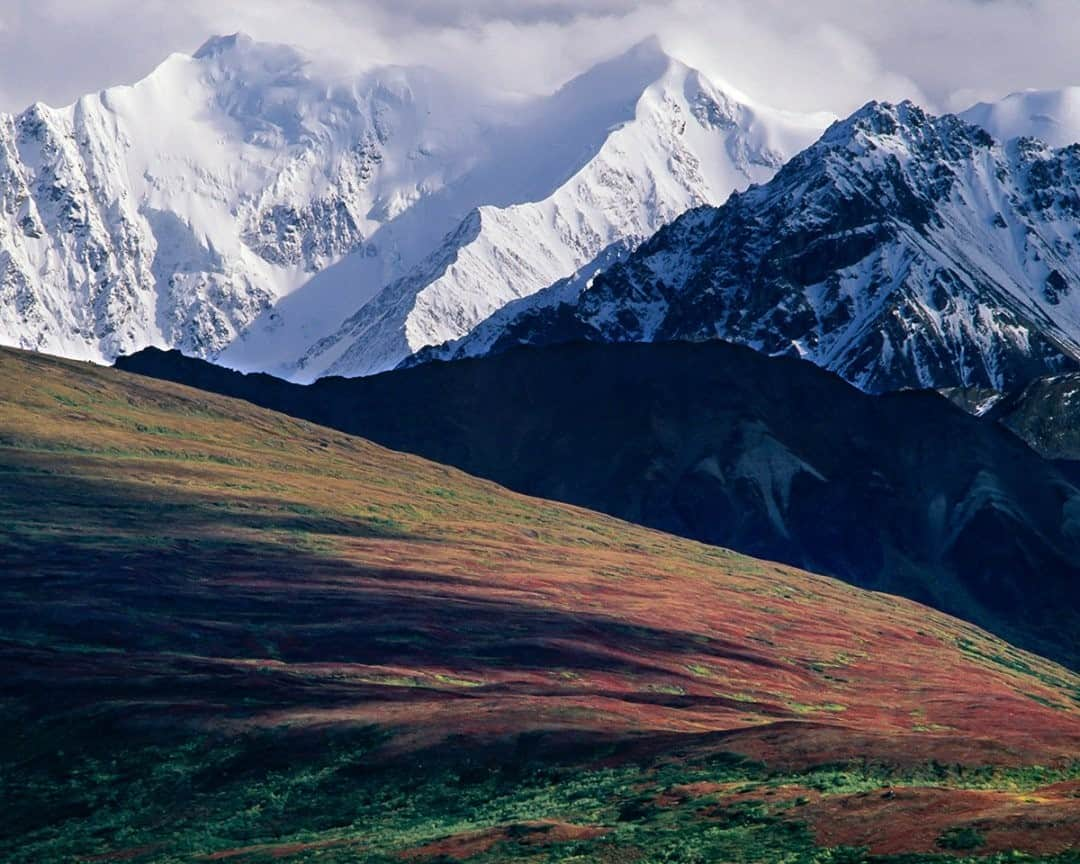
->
[118,341,1080,666]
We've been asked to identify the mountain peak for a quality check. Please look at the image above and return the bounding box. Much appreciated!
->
[193,32,256,60]
[623,34,668,61]
[562,35,673,90]
[537,36,679,125]
[185,32,313,101]
[0,26,828,382]
[816,98,989,158]
[835,99,927,133]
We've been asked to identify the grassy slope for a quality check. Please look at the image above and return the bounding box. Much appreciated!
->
[116,342,1080,668]
[1,347,1078,863]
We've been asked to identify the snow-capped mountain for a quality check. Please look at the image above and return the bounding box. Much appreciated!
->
[420,100,1080,393]
[0,33,507,364]
[280,40,832,379]
[0,34,832,379]
[962,87,1080,148]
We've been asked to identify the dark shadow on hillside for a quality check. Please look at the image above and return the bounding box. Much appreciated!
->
[0,459,413,542]
[1,460,787,733]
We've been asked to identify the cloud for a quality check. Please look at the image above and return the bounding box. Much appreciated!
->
[1,0,1078,116]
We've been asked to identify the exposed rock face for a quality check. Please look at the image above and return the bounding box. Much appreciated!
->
[972,370,1080,462]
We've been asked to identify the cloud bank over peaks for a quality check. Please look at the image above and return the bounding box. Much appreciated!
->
[1,1,1079,121]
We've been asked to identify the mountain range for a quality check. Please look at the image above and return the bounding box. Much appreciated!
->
[419,100,1080,393]
[8,35,1080,399]
[0,34,831,379]
[8,29,1080,665]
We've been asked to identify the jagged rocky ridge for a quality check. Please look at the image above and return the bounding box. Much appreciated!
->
[961,370,1080,463]
[118,341,1080,667]
[418,101,1080,393]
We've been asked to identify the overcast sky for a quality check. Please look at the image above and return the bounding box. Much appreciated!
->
[1,0,1078,116]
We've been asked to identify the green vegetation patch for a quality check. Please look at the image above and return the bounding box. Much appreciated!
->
[5,723,1080,864]
[936,825,986,851]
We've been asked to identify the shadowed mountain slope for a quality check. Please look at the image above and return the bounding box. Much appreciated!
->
[118,341,1080,668]
[980,370,1080,465]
